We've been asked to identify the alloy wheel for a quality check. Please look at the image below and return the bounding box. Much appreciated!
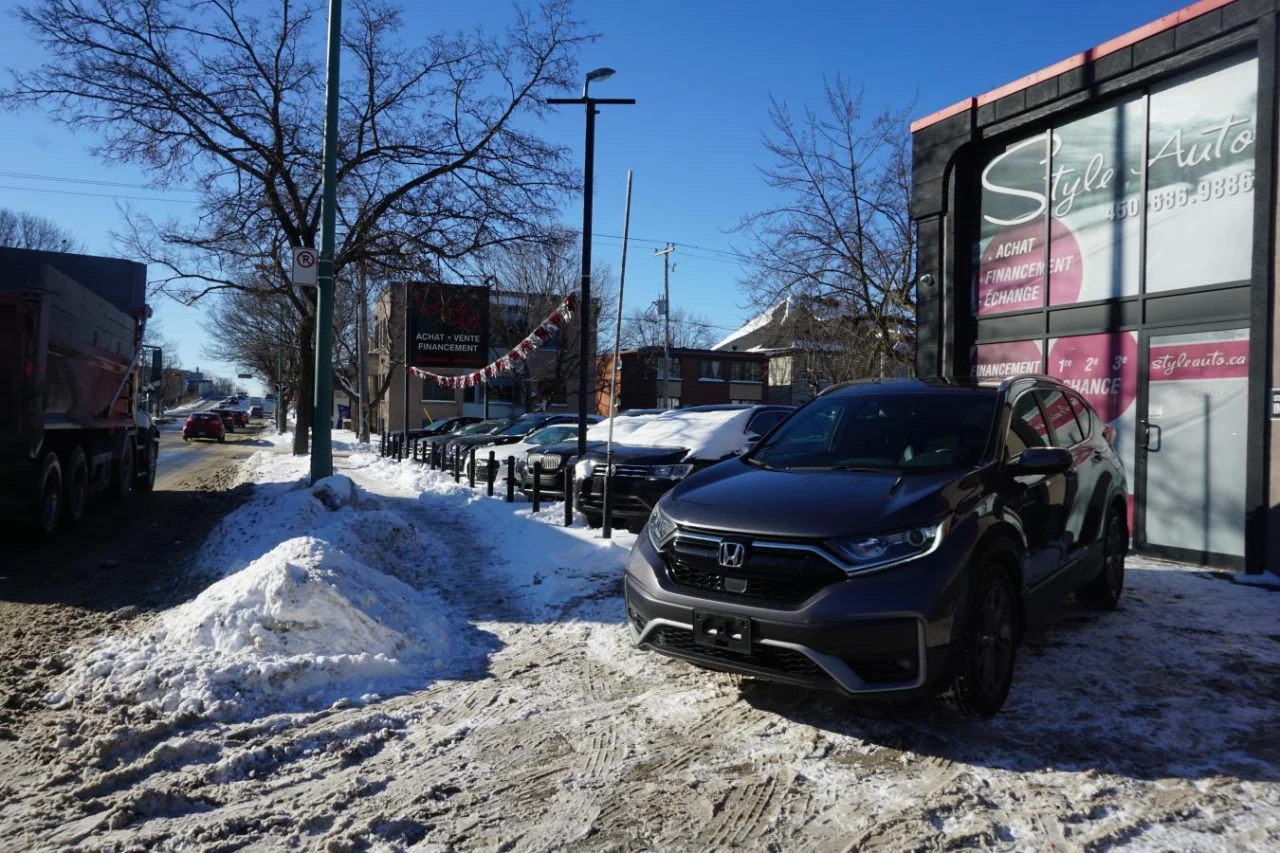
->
[975,582,1014,701]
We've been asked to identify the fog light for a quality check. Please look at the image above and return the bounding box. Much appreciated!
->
[896,656,914,671]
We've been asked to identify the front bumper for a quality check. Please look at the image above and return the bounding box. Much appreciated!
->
[624,526,974,697]
[577,471,672,519]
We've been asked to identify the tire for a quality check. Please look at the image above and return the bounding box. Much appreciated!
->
[584,513,603,530]
[64,446,89,526]
[183,435,190,442]
[1078,510,1126,609]
[112,437,135,501]
[136,438,158,492]
[943,560,1018,718]
[35,452,62,537]
[218,434,226,443]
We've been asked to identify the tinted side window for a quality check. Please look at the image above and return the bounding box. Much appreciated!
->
[1067,393,1093,438]
[747,410,786,435]
[1006,392,1049,458]
[1038,389,1085,447]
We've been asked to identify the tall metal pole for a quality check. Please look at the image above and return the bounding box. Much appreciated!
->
[575,101,596,460]
[602,172,633,540]
[403,278,411,440]
[276,300,286,435]
[357,267,369,443]
[310,0,343,484]
[547,82,634,458]
[654,243,674,406]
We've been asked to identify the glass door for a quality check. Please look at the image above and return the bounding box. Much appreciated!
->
[1136,326,1250,567]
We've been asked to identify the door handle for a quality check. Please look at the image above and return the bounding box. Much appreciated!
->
[1144,423,1162,452]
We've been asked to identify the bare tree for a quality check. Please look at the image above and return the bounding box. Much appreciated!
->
[0,207,82,252]
[479,234,615,412]
[733,77,915,379]
[201,287,304,419]
[620,305,717,350]
[4,0,591,454]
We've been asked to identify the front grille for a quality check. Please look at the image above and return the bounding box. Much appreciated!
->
[663,537,845,604]
[593,464,649,479]
[526,453,562,471]
[651,626,830,682]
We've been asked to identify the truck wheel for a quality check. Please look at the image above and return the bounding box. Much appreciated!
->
[112,438,135,500]
[136,439,158,492]
[36,452,62,537]
[64,447,89,526]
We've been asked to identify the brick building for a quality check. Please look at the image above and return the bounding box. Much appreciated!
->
[595,347,770,414]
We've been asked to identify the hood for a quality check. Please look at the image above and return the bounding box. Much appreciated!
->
[582,444,689,465]
[663,459,979,539]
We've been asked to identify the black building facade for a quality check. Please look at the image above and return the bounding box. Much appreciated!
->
[911,0,1278,573]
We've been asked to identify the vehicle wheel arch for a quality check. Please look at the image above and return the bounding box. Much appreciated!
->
[968,530,1026,642]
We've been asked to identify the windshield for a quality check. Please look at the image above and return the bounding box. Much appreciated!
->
[500,417,546,436]
[749,391,996,472]
[528,425,577,445]
[462,420,507,435]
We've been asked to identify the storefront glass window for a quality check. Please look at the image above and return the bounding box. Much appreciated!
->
[1145,56,1258,293]
[972,340,1044,380]
[975,134,1049,316]
[1048,96,1144,305]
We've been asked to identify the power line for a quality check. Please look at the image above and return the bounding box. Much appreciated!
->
[0,184,199,204]
[0,170,199,193]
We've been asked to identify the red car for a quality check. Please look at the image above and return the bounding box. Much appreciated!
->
[184,411,226,442]
[210,408,237,433]
[229,409,249,428]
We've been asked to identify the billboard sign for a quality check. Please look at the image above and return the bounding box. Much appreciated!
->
[407,283,490,369]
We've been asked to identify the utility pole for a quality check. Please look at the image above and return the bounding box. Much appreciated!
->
[654,243,675,408]
[357,267,369,444]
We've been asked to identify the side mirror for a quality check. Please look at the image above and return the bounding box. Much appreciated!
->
[1008,446,1073,476]
[743,432,761,448]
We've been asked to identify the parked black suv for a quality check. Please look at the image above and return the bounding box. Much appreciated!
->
[577,404,794,532]
[625,377,1129,717]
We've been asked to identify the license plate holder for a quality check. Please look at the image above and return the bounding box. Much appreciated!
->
[693,610,752,654]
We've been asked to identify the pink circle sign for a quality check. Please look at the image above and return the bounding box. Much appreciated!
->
[1047,332,1138,422]
[978,219,1082,315]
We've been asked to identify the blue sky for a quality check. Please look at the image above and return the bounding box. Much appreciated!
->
[0,0,1186,393]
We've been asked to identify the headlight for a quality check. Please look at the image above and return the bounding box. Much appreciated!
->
[825,520,948,572]
[648,464,694,481]
[574,458,596,480]
[647,503,678,550]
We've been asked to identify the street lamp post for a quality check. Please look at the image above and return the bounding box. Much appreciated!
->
[311,0,343,484]
[547,69,634,459]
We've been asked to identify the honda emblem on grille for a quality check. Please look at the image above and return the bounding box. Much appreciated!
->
[718,542,746,568]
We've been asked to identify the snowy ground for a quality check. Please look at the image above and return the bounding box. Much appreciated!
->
[1,445,1278,850]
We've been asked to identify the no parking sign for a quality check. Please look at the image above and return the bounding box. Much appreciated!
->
[292,247,318,286]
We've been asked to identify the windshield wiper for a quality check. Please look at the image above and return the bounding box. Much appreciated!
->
[831,464,896,472]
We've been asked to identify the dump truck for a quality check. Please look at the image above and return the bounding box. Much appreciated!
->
[0,247,160,536]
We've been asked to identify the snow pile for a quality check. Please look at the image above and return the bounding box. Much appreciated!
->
[344,454,637,620]
[620,408,755,460]
[311,474,356,509]
[50,454,457,722]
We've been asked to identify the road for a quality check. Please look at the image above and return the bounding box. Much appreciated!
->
[153,421,278,487]
[0,422,272,742]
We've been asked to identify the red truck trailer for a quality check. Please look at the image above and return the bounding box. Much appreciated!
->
[0,247,160,536]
